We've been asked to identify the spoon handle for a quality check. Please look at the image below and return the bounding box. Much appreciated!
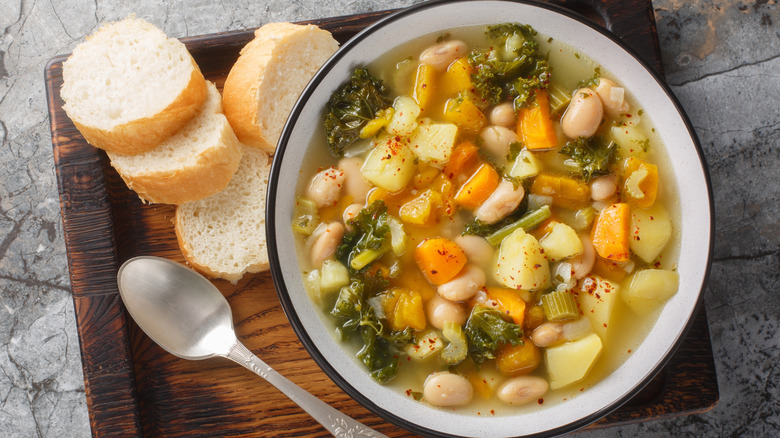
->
[226,340,388,438]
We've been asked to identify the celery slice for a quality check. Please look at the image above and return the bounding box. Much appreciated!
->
[624,167,649,199]
[486,205,552,247]
[548,83,572,117]
[291,197,319,236]
[441,321,468,365]
[541,290,579,321]
[387,216,408,256]
[349,248,386,271]
[573,207,597,231]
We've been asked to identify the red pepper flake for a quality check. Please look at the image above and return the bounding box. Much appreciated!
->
[490,409,495,415]
[627,349,632,354]
[406,389,412,396]
[537,398,544,405]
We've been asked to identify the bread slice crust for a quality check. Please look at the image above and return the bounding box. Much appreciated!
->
[223,22,338,153]
[108,82,242,205]
[174,146,272,283]
[61,17,208,155]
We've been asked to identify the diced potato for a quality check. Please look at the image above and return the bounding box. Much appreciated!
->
[408,122,458,165]
[303,269,321,305]
[361,134,416,192]
[545,333,603,389]
[629,203,673,263]
[622,269,679,315]
[319,259,350,294]
[399,189,443,226]
[508,149,543,180]
[404,329,444,360]
[386,96,421,137]
[576,275,619,340]
[495,228,551,291]
[610,125,649,158]
[539,222,583,261]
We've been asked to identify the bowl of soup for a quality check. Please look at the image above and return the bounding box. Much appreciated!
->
[266,1,712,436]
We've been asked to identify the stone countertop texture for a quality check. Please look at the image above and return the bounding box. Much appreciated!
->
[0,0,777,436]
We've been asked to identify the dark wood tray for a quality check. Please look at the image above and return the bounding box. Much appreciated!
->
[46,1,718,436]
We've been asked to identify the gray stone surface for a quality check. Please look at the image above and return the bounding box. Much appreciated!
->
[0,0,777,436]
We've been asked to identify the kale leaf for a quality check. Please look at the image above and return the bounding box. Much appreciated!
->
[468,23,551,109]
[465,306,524,364]
[559,135,617,181]
[336,200,391,274]
[330,278,411,383]
[323,67,393,157]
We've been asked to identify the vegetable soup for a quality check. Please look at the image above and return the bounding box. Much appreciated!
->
[292,23,680,414]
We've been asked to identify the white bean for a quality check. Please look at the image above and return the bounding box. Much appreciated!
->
[476,180,525,225]
[309,221,345,268]
[561,88,604,139]
[561,317,593,342]
[423,372,473,407]
[595,77,629,116]
[437,265,486,302]
[419,40,468,71]
[454,235,495,266]
[307,167,345,208]
[489,102,516,128]
[426,295,467,330]
[531,322,564,347]
[337,157,372,201]
[569,234,595,280]
[497,376,549,405]
[479,125,518,158]
[342,203,363,230]
[590,174,617,201]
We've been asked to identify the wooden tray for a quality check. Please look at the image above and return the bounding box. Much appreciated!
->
[46,1,718,436]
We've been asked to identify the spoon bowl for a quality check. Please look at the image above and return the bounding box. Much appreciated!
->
[117,256,385,438]
[118,256,236,360]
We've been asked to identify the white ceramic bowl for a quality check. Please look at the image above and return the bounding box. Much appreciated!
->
[267,1,713,436]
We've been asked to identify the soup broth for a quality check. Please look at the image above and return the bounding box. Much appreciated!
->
[293,23,679,415]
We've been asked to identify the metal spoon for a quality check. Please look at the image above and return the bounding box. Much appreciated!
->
[117,256,386,438]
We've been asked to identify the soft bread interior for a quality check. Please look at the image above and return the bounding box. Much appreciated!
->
[257,27,339,147]
[62,18,193,129]
[108,81,228,173]
[175,146,271,282]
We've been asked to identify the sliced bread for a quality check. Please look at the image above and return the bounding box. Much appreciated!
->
[174,146,272,283]
[222,22,338,153]
[61,17,207,155]
[107,81,242,204]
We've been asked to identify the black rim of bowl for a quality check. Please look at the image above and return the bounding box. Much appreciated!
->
[266,0,715,436]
